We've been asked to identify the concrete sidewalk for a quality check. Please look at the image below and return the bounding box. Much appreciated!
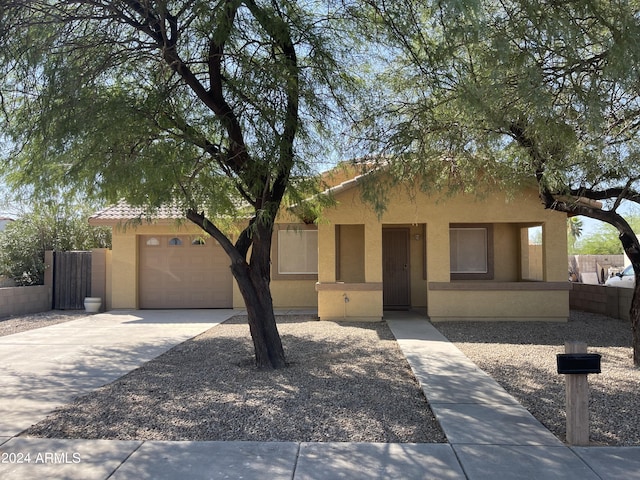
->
[0,310,638,479]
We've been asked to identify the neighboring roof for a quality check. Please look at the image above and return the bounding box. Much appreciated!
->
[89,201,185,226]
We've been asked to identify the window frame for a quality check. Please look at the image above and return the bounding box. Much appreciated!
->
[272,224,318,281]
[168,237,183,247]
[449,224,494,280]
[145,237,160,247]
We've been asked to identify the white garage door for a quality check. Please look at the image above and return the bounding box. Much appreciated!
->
[139,235,233,308]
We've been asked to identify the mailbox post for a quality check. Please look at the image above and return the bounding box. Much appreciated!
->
[556,341,601,446]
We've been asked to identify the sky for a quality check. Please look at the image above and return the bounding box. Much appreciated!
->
[578,216,605,237]
[577,201,640,237]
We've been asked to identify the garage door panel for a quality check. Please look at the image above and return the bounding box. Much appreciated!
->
[139,235,233,308]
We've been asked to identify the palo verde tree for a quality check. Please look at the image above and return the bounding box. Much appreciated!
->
[359,0,640,364]
[0,1,358,369]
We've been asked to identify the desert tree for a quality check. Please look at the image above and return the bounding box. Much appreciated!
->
[0,1,360,368]
[357,0,640,364]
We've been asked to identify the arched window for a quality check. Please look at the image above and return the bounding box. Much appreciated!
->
[146,237,160,246]
[168,237,183,246]
[191,237,206,246]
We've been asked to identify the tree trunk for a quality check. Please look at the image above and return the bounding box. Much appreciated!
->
[235,221,287,369]
[186,209,287,369]
[231,257,287,369]
[533,188,640,366]
[618,232,640,366]
[631,285,640,366]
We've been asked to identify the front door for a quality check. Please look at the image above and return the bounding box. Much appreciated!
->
[382,228,410,309]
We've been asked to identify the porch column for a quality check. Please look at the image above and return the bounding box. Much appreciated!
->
[427,218,450,283]
[544,215,569,282]
[365,222,382,283]
[317,223,336,283]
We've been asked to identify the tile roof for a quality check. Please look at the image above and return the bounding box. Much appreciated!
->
[89,201,185,225]
[90,163,373,225]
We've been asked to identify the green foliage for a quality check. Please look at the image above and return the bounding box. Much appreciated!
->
[574,216,640,255]
[0,205,111,286]
[574,227,624,255]
[0,1,358,227]
[567,217,583,253]
[355,0,640,204]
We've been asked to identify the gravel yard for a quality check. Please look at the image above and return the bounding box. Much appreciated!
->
[9,309,640,446]
[0,310,87,336]
[22,316,446,443]
[435,310,640,446]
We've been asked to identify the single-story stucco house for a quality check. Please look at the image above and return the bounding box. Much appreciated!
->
[89,172,570,322]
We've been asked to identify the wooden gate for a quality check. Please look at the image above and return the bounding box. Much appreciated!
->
[53,251,92,310]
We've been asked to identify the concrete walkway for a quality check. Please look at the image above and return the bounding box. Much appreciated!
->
[0,310,638,479]
[386,313,640,480]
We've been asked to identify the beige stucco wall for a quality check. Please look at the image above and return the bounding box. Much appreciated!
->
[337,225,365,283]
[428,289,568,322]
[315,287,383,321]
[110,232,137,309]
[107,220,318,311]
[232,280,318,310]
[317,181,569,322]
[90,248,110,312]
[408,224,428,309]
[100,179,569,321]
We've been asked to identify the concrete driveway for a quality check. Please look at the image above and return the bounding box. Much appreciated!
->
[0,309,237,437]
[2,310,640,479]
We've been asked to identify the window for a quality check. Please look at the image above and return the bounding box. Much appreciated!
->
[168,237,183,246]
[191,237,206,246]
[145,237,160,246]
[450,228,487,273]
[277,229,318,275]
[450,225,494,280]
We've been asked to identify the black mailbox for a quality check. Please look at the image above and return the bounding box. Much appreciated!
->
[556,353,601,374]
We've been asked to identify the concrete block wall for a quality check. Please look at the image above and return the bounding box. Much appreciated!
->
[618,289,633,321]
[0,250,52,317]
[569,283,632,320]
[0,285,51,317]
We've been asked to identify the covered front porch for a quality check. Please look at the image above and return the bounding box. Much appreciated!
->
[315,218,569,323]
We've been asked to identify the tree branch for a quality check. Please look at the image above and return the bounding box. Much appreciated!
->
[243,0,299,208]
[569,185,640,205]
[186,209,244,264]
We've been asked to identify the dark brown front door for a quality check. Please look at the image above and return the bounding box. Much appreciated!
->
[382,228,410,309]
